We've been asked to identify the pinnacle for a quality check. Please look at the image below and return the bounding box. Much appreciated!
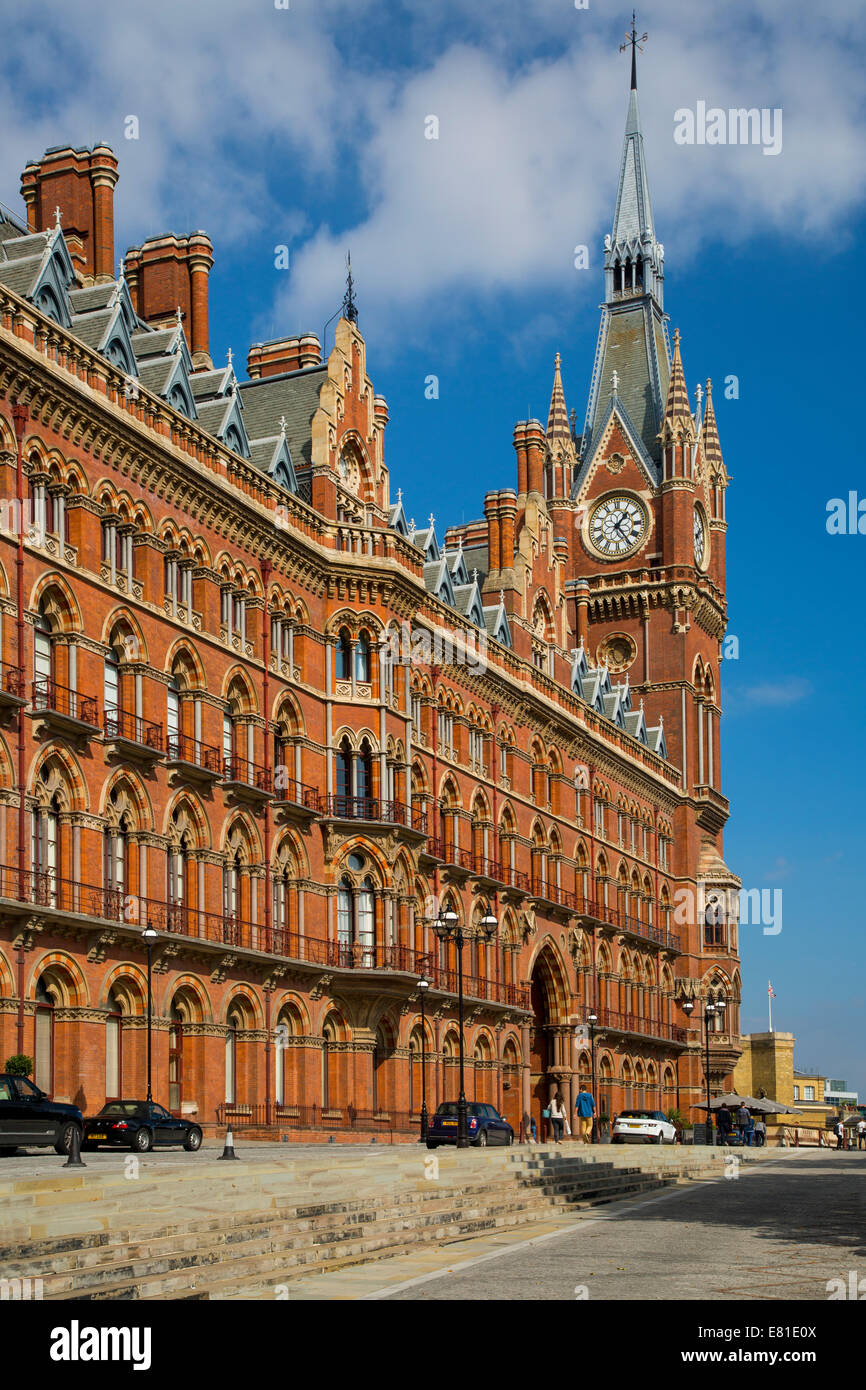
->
[701,378,724,472]
[546,352,571,445]
[659,328,693,436]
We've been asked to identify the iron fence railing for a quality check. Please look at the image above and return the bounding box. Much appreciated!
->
[32,677,98,726]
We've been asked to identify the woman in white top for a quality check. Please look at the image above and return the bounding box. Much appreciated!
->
[549,1091,566,1143]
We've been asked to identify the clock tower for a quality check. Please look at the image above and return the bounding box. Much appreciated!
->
[561,29,738,1068]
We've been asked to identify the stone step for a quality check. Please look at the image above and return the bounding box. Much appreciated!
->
[7,1166,664,1283]
[17,1162,672,1301]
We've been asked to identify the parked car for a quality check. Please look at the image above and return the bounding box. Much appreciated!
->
[0,1073,83,1155]
[612,1109,677,1145]
[427,1101,514,1148]
[83,1100,203,1153]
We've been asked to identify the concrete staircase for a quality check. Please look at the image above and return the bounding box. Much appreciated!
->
[0,1147,685,1301]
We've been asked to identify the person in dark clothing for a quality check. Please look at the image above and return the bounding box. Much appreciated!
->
[716,1103,733,1144]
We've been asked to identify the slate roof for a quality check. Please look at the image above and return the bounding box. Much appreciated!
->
[237,367,326,471]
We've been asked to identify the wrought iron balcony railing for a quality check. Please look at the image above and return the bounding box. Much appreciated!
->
[592,1005,688,1045]
[166,730,223,774]
[318,795,427,832]
[103,705,164,752]
[31,678,99,726]
[222,756,272,793]
[0,863,529,1010]
[0,660,25,699]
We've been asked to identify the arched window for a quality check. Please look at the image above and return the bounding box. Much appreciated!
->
[34,977,56,1094]
[104,641,121,715]
[105,987,123,1100]
[272,857,297,942]
[168,1008,183,1112]
[337,874,376,966]
[336,736,352,803]
[355,631,371,683]
[32,788,61,904]
[33,599,54,687]
[335,627,352,682]
[225,1005,243,1104]
[168,831,189,913]
[104,798,129,896]
[166,676,181,758]
[357,738,373,802]
[223,849,242,924]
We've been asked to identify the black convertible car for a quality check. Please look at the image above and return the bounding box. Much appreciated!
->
[0,1073,83,1154]
[83,1100,203,1152]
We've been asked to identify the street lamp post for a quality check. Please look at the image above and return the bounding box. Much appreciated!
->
[143,922,158,1104]
[418,976,430,1142]
[433,904,497,1149]
[683,997,725,1144]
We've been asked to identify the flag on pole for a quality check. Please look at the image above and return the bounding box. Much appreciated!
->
[768,981,775,1032]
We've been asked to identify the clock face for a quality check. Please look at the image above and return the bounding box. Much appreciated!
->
[588,494,649,559]
[693,507,706,566]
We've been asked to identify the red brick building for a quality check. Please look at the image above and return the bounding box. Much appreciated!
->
[0,69,741,1141]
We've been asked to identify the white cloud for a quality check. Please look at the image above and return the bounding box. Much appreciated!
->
[0,0,863,349]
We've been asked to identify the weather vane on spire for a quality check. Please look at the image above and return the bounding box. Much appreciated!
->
[343,251,358,323]
[619,11,647,90]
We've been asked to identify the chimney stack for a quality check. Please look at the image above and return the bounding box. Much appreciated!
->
[124,232,215,369]
[498,490,518,569]
[246,334,322,379]
[20,144,119,284]
[484,492,502,573]
[513,422,528,496]
[525,420,546,496]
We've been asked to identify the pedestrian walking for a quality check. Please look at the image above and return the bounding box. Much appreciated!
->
[716,1103,733,1145]
[857,1118,866,1151]
[549,1091,566,1143]
[574,1085,596,1144]
[521,1110,534,1144]
[753,1116,766,1147]
[736,1103,751,1145]
[835,1118,844,1150]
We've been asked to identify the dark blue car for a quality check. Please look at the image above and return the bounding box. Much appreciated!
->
[427,1101,514,1148]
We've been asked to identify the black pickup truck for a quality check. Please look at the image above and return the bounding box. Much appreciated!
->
[0,1073,83,1154]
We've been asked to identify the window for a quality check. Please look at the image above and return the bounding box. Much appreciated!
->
[33,602,54,686]
[793,1086,800,1100]
[104,644,121,714]
[105,988,122,1100]
[32,792,61,904]
[437,710,454,759]
[469,728,484,769]
[34,978,55,1094]
[337,875,376,965]
[167,678,180,758]
[354,631,371,683]
[411,694,422,741]
[225,1008,242,1104]
[104,815,128,894]
[805,1086,815,1101]
[594,798,605,837]
[223,851,241,921]
[336,628,352,681]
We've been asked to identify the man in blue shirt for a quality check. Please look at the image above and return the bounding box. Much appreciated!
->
[575,1086,596,1144]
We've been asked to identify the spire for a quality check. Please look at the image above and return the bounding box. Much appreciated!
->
[546,352,570,444]
[700,378,724,473]
[659,329,695,443]
[343,251,358,323]
[576,31,669,478]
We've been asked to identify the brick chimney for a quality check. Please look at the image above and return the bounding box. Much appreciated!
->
[525,420,546,496]
[484,492,502,573]
[512,422,529,496]
[124,232,214,369]
[20,144,119,284]
[498,489,518,569]
[246,335,322,379]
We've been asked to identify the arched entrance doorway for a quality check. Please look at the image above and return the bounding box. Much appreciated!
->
[529,945,570,1139]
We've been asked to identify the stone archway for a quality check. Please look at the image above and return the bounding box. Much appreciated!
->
[528,944,571,1138]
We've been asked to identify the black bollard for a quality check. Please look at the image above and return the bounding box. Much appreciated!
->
[63,1125,86,1169]
[218,1127,238,1160]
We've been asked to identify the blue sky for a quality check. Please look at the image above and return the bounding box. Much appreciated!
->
[1,0,863,1092]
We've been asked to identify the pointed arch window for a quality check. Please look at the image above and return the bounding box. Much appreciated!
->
[105,987,123,1100]
[32,789,61,905]
[337,874,376,966]
[335,627,352,682]
[223,849,243,926]
[34,977,55,1095]
[354,630,371,683]
[225,1005,243,1104]
[104,810,130,897]
[33,600,54,686]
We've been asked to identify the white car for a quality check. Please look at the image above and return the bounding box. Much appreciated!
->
[612,1109,677,1144]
